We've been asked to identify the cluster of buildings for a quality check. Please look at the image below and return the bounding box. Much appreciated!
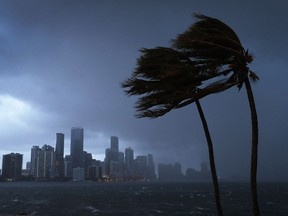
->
[1,127,156,181]
[1,127,212,182]
[158,161,211,182]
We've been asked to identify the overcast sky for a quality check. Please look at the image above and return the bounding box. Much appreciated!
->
[0,0,287,181]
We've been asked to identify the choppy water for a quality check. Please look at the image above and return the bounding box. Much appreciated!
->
[0,181,287,216]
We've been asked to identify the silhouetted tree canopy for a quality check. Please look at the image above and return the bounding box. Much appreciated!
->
[122,14,258,118]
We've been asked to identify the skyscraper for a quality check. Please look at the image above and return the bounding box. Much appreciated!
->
[135,155,148,178]
[30,145,55,178]
[110,136,119,151]
[104,136,121,177]
[55,133,64,178]
[30,146,40,177]
[147,154,156,180]
[64,155,72,178]
[105,148,119,176]
[125,147,134,169]
[70,127,84,168]
[41,145,55,178]
[2,153,23,179]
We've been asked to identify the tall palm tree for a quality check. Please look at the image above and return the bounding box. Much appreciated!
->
[122,47,224,215]
[172,14,260,216]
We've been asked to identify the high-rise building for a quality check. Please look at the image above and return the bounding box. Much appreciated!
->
[30,145,55,178]
[64,155,72,178]
[110,136,119,151]
[147,154,154,168]
[104,136,123,177]
[173,162,183,177]
[30,146,40,177]
[55,133,64,178]
[135,155,148,178]
[83,151,93,177]
[147,154,156,180]
[105,148,119,162]
[125,147,134,169]
[118,152,124,164]
[41,145,55,178]
[87,165,102,181]
[105,148,119,176]
[2,153,23,179]
[26,162,31,170]
[73,167,85,181]
[70,127,84,168]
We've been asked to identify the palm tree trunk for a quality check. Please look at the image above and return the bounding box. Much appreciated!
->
[244,78,260,216]
[195,99,223,216]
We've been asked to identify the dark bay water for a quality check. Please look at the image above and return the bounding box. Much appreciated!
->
[0,181,287,216]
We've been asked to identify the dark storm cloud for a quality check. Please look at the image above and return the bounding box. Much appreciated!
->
[0,0,287,180]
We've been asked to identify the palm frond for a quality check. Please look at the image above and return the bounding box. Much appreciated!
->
[249,71,259,82]
[122,13,258,118]
[174,15,243,54]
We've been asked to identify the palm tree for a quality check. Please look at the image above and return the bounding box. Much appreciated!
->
[172,14,260,216]
[122,47,224,215]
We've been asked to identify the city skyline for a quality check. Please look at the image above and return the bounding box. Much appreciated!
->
[1,127,211,181]
[2,122,209,176]
[0,127,165,171]
[1,148,212,183]
[1,127,158,176]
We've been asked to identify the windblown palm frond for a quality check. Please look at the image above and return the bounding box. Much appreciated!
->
[173,14,258,88]
[122,13,260,216]
[122,14,258,118]
[173,14,243,57]
[122,47,201,118]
